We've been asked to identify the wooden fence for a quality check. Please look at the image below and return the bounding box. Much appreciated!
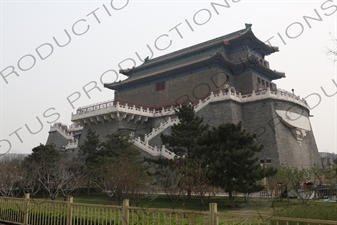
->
[1,194,337,225]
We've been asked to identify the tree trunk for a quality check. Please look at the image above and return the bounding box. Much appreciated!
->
[187,189,192,199]
[228,191,235,208]
[86,182,91,195]
[200,198,205,211]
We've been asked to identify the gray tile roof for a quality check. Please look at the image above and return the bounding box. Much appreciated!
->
[105,24,281,90]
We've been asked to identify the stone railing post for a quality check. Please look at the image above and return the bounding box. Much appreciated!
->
[252,90,256,97]
[67,196,73,225]
[209,203,218,225]
[122,199,129,225]
[23,193,30,225]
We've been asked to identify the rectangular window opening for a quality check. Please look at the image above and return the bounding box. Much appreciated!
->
[156,81,165,91]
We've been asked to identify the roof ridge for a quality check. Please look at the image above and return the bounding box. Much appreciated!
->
[120,25,250,75]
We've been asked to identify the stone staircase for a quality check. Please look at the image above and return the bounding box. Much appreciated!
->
[144,117,180,142]
[142,89,220,143]
[133,137,176,159]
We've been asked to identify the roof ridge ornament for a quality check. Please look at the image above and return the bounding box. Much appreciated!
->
[245,23,252,29]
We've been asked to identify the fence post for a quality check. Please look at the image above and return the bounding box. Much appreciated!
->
[209,203,218,225]
[67,196,73,225]
[122,199,129,225]
[23,193,30,225]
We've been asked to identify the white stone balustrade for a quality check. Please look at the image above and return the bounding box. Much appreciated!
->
[72,102,166,125]
[68,124,83,131]
[161,145,176,159]
[71,87,309,125]
[76,99,115,113]
[133,137,175,159]
[50,123,73,140]
[144,117,180,142]
[153,106,176,117]
[65,139,78,150]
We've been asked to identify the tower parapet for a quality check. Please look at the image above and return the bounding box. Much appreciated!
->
[71,87,309,125]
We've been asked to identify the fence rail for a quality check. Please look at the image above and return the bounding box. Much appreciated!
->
[1,194,337,225]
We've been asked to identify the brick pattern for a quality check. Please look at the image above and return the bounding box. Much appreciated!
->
[46,131,69,150]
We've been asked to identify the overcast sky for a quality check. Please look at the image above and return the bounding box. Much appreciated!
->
[0,0,336,155]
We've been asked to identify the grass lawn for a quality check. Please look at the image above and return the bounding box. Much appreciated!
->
[272,201,337,221]
[51,193,246,210]
[38,192,264,211]
[32,193,301,212]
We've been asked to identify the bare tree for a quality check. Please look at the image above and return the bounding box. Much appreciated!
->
[0,157,23,197]
[320,164,337,199]
[320,155,335,169]
[171,159,196,208]
[266,167,290,199]
[94,158,148,205]
[93,160,116,202]
[192,162,213,211]
[327,34,337,64]
[285,167,317,204]
[20,160,42,196]
[158,167,184,210]
[23,144,84,200]
[58,154,85,200]
[37,154,84,200]
[124,161,150,207]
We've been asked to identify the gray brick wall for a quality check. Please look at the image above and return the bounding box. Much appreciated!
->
[78,119,151,147]
[241,99,319,168]
[115,68,233,107]
[46,131,69,150]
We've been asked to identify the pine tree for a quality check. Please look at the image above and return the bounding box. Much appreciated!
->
[155,105,210,199]
[78,129,100,168]
[197,122,277,207]
[78,129,101,194]
[99,129,139,161]
[161,104,209,158]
